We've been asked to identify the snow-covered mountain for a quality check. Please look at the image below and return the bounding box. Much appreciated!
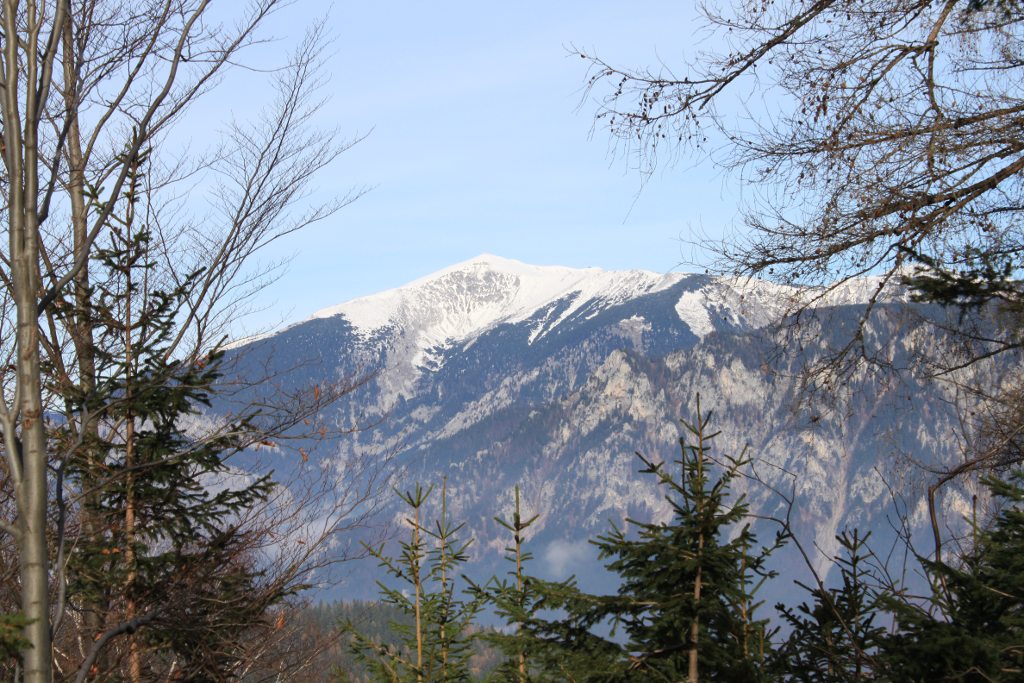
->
[224,254,961,604]
[303,253,789,352]
[298,252,904,357]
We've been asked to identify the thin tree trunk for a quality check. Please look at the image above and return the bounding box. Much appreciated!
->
[18,357,52,683]
[9,0,54,674]
[124,415,140,683]
[123,224,142,683]
[688,426,706,683]
[63,14,110,674]
[14,142,55,683]
[740,552,749,659]
[688,565,702,683]
[440,476,448,679]
[11,213,53,683]
[413,504,423,683]
[516,523,525,680]
[19,417,51,683]
[125,434,140,683]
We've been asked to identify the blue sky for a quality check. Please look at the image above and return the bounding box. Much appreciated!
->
[199,0,742,334]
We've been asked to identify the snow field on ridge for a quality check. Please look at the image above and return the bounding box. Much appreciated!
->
[232,254,911,353]
[308,254,689,351]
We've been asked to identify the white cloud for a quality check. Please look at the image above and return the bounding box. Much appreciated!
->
[542,539,596,579]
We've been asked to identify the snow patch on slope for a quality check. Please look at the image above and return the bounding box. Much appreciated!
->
[673,273,909,339]
[233,255,913,362]
[674,276,800,339]
[675,290,715,337]
[307,254,687,366]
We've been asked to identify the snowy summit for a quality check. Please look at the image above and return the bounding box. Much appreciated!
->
[309,254,689,350]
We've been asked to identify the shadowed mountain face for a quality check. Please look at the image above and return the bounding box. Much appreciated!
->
[221,254,964,604]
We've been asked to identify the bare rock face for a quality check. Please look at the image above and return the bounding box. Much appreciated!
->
[224,254,963,602]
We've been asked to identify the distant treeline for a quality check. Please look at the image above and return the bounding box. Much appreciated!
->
[311,600,503,682]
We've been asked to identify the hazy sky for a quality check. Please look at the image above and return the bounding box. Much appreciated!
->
[198,0,742,335]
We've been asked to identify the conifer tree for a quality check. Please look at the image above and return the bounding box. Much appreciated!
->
[466,486,554,683]
[878,470,1024,683]
[54,145,283,681]
[773,531,887,682]
[338,478,486,683]
[485,398,785,683]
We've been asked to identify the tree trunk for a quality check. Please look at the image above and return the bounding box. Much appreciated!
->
[413,504,423,683]
[12,124,54,683]
[124,270,141,683]
[688,429,707,683]
[63,14,109,673]
[9,2,54,672]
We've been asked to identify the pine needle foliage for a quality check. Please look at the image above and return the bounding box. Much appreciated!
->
[773,531,887,682]
[0,613,30,662]
[338,478,486,683]
[59,144,282,680]
[484,398,785,683]
[879,470,1024,683]
[465,485,554,683]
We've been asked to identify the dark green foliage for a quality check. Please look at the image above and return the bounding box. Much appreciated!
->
[345,410,1024,683]
[59,145,283,680]
[879,470,1024,683]
[773,531,887,682]
[311,600,502,683]
[339,480,487,683]
[480,399,785,683]
[899,246,1024,330]
[0,613,30,661]
[466,486,551,683]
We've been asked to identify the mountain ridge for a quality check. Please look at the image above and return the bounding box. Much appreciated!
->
[221,254,963,604]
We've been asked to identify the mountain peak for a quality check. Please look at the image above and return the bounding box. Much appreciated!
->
[403,254,601,289]
[307,255,683,349]
[233,255,905,357]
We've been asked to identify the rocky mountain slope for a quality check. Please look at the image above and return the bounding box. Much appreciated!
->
[224,254,963,604]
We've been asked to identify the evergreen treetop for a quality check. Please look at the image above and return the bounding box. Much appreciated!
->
[480,397,786,683]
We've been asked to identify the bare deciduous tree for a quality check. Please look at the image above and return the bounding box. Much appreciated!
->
[576,0,1024,555]
[0,0,387,681]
